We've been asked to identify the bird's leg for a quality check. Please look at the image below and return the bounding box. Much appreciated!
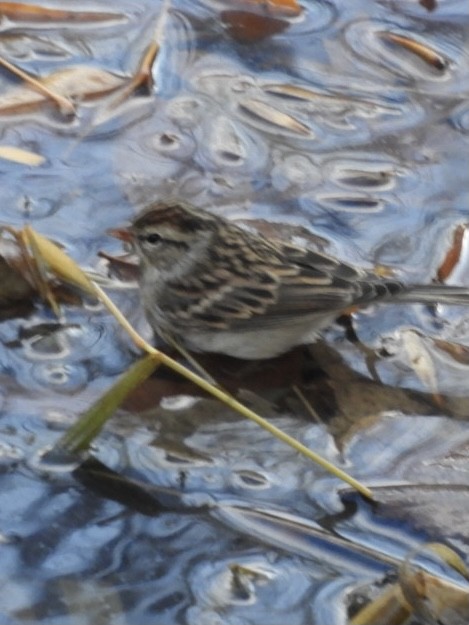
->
[158,330,219,387]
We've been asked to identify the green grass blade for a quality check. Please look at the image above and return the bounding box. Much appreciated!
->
[52,354,160,455]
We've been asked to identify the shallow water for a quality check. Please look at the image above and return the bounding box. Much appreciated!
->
[0,1,469,623]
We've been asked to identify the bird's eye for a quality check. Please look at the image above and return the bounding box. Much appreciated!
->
[139,233,161,245]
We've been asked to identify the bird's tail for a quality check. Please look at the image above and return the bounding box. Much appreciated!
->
[395,284,469,306]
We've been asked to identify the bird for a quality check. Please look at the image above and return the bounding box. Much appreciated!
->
[111,200,469,360]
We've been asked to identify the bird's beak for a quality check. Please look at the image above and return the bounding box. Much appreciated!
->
[107,227,134,243]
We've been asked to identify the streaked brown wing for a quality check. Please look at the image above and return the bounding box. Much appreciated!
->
[162,240,365,331]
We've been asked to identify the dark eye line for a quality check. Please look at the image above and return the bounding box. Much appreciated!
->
[138,233,188,249]
[139,233,161,244]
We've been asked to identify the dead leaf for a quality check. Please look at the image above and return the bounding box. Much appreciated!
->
[0,2,124,23]
[0,145,45,165]
[264,83,394,114]
[264,82,373,105]
[221,10,289,43]
[419,0,437,10]
[433,339,469,366]
[23,226,95,294]
[0,55,75,115]
[0,65,126,115]
[239,98,312,135]
[38,66,127,102]
[92,41,159,123]
[399,543,469,624]
[265,83,337,101]
[437,224,468,282]
[378,31,448,71]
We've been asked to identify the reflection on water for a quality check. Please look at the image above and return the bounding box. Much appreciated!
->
[0,0,469,623]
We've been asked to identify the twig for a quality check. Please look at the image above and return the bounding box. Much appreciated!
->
[159,330,219,386]
[0,55,75,116]
[292,385,322,424]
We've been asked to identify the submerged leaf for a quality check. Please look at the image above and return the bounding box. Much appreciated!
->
[264,82,394,115]
[0,145,45,165]
[437,224,468,282]
[265,82,337,101]
[42,66,126,100]
[0,65,126,116]
[92,41,159,124]
[73,457,186,516]
[0,55,75,115]
[239,98,312,135]
[420,0,437,10]
[378,31,448,70]
[221,10,289,43]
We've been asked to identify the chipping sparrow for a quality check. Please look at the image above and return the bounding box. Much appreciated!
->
[113,201,469,359]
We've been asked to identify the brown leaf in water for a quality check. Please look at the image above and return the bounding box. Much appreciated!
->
[221,10,289,43]
[378,31,448,71]
[437,224,468,282]
[220,0,301,42]
[433,339,469,366]
[303,342,437,444]
[92,41,159,124]
[0,2,124,23]
[419,0,437,11]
